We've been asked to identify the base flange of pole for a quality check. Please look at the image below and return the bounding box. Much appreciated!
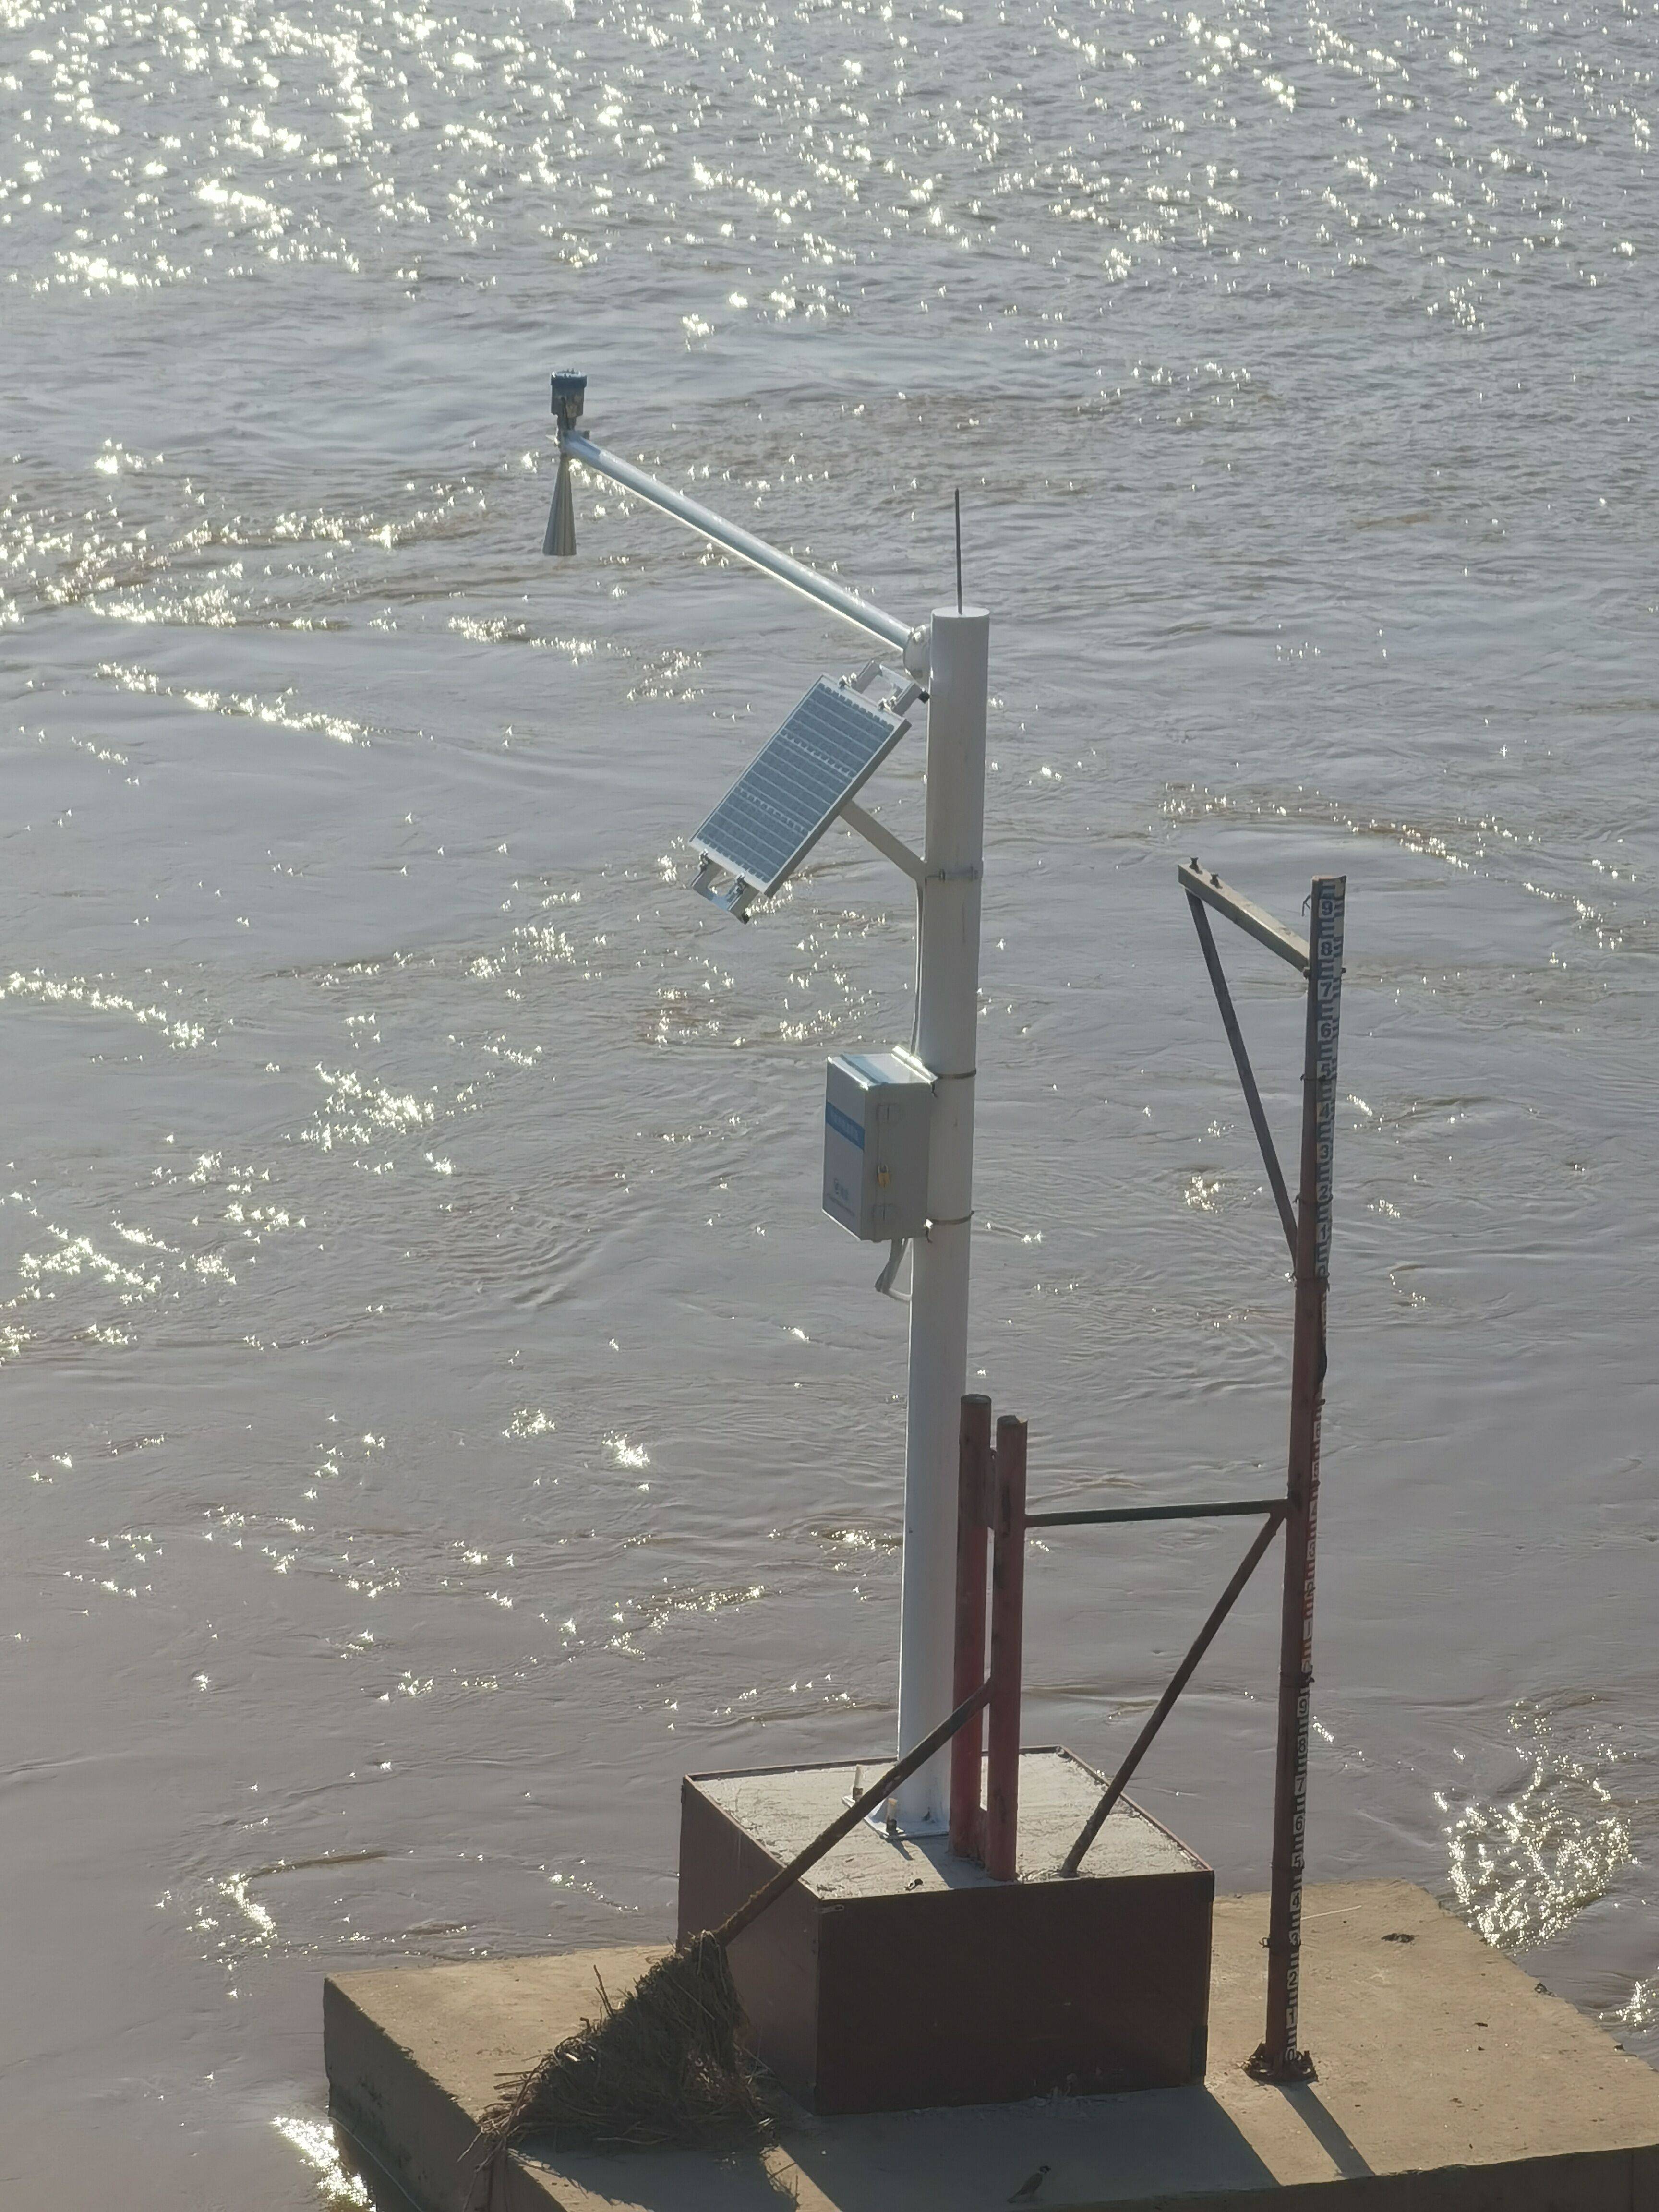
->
[1246,2035,1318,2084]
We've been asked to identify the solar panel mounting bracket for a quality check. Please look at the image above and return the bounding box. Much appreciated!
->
[839,797,925,885]
[689,854,760,921]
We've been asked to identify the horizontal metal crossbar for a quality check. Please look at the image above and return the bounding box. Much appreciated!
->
[1178,861,1309,974]
[1026,1497,1287,1529]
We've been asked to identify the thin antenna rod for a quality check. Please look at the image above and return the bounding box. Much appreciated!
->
[954,490,963,613]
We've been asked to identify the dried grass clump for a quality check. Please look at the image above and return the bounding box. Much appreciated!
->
[477,1933,768,2158]
[472,1712,963,2194]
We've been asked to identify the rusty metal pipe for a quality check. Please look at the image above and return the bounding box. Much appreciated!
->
[1026,1497,1284,1529]
[950,1395,993,1858]
[984,1414,1028,1882]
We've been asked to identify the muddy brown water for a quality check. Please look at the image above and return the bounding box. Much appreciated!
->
[1,0,1655,2197]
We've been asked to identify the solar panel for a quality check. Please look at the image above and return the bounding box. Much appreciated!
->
[691,677,912,903]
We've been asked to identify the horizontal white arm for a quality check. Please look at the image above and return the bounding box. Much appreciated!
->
[561,430,927,676]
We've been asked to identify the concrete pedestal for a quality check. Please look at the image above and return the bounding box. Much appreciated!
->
[325,1880,1659,2212]
[678,1748,1213,2110]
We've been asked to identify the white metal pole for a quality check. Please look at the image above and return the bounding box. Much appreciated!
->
[892,604,990,1830]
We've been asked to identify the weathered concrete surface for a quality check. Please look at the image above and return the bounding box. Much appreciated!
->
[689,1748,1202,1896]
[326,1880,1659,2212]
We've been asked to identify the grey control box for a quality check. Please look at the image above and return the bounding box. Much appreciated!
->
[822,1050,934,1241]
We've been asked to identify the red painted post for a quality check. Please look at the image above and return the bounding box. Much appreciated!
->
[950,1395,993,1859]
[984,1413,1028,1882]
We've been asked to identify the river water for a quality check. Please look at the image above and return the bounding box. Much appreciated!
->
[1,0,1654,2197]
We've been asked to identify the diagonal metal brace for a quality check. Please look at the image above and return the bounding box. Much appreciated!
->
[1185,893,1298,1260]
[1059,1504,1287,1877]
[839,797,926,884]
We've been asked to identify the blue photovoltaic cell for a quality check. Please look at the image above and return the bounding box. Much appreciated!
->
[692,678,908,896]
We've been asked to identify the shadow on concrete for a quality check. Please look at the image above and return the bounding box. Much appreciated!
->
[512,2084,1279,2211]
[521,2136,799,2210]
[1274,2085,1374,2179]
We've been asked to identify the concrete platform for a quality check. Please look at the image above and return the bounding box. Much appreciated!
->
[325,1880,1659,2212]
